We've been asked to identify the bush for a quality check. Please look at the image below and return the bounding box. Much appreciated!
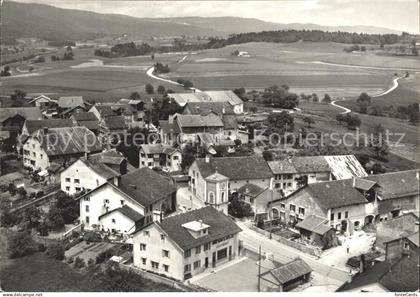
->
[36,191,44,198]
[67,257,74,264]
[38,243,46,252]
[8,232,38,258]
[83,231,102,243]
[1,211,21,227]
[96,249,112,264]
[46,242,65,260]
[74,257,86,269]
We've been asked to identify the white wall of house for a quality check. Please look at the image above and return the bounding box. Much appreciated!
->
[80,185,145,230]
[22,137,50,171]
[60,159,107,195]
[139,149,182,172]
[100,211,136,234]
[233,104,243,114]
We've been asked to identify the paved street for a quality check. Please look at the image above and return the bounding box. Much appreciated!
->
[176,187,205,211]
[236,221,350,291]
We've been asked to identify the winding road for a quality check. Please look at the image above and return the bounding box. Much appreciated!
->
[146,66,202,92]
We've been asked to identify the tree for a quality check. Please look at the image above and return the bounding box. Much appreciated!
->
[129,92,141,100]
[369,124,389,160]
[46,242,65,260]
[262,150,274,161]
[74,257,86,269]
[157,85,166,94]
[10,89,26,107]
[345,113,361,130]
[145,83,154,94]
[183,80,193,89]
[311,93,319,103]
[1,65,11,77]
[23,206,42,229]
[54,191,79,224]
[295,175,308,188]
[181,144,206,171]
[303,116,315,128]
[8,232,38,258]
[0,210,20,227]
[228,194,253,218]
[46,205,65,231]
[266,112,294,135]
[322,94,332,104]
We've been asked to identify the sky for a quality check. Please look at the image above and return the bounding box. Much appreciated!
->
[11,0,420,33]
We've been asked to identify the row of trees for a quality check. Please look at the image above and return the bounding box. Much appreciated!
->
[336,113,362,130]
[259,85,299,109]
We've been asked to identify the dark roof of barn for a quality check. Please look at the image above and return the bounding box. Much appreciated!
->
[24,119,73,134]
[154,206,241,250]
[72,111,98,121]
[195,156,273,180]
[102,115,127,130]
[261,258,312,285]
[0,107,42,123]
[183,102,234,115]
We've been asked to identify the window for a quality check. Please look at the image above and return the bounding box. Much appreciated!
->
[148,162,153,167]
[74,179,80,184]
[120,200,125,206]
[65,178,70,182]
[290,204,296,212]
[151,261,159,269]
[163,264,169,272]
[338,212,341,220]
[173,156,179,160]
[208,192,215,204]
[162,250,170,258]
[140,243,146,251]
[280,203,285,210]
[33,152,36,157]
[65,186,70,191]
[184,249,191,258]
[85,205,89,212]
[195,246,201,254]
[75,187,81,192]
[221,192,225,203]
[84,197,90,201]
[40,154,43,159]
[330,213,334,221]
[298,207,305,215]
[184,264,191,272]
[345,211,349,219]
[160,234,165,241]
[204,243,211,251]
[112,218,116,224]
[403,242,410,250]
[141,258,147,265]
[193,260,201,269]
[217,248,227,260]
[143,231,150,237]
[104,199,109,204]
[85,216,90,224]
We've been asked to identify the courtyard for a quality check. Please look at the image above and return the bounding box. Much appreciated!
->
[65,241,117,263]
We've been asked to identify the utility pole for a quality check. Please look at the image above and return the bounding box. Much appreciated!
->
[257,245,261,292]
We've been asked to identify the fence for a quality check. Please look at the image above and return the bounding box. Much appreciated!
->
[249,225,322,257]
[119,263,214,292]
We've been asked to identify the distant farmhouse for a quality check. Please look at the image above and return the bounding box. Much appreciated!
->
[0,107,42,141]
[168,90,244,114]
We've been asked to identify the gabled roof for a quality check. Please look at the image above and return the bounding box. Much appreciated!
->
[30,126,102,157]
[354,178,376,191]
[98,205,144,223]
[153,206,241,250]
[88,149,125,166]
[406,232,419,247]
[29,94,54,103]
[23,119,73,135]
[364,170,419,200]
[159,120,181,134]
[306,179,368,209]
[195,156,273,180]
[169,91,243,107]
[117,168,176,207]
[91,105,117,118]
[102,116,127,130]
[237,183,267,198]
[0,107,42,123]
[71,111,98,121]
[57,96,85,109]
[140,144,180,155]
[295,215,333,235]
[261,258,312,285]
[221,114,238,130]
[176,113,224,128]
[324,155,368,179]
[183,102,234,115]
[204,91,243,105]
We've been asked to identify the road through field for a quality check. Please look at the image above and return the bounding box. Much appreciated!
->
[146,66,202,92]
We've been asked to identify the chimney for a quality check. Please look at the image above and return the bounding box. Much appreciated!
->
[84,151,88,160]
[359,254,366,273]
[43,127,49,134]
[113,176,121,187]
[153,210,162,222]
[205,155,210,163]
[168,115,174,125]
[222,107,226,114]
[416,171,419,180]
[198,219,203,227]
[352,176,356,188]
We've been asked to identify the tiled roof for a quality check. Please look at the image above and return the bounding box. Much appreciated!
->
[89,149,125,165]
[155,206,242,250]
[324,155,368,179]
[91,105,117,118]
[354,178,376,191]
[307,179,368,209]
[32,126,102,157]
[364,170,419,200]
[379,256,419,292]
[176,113,224,128]
[24,119,73,134]
[268,159,298,174]
[169,91,243,107]
[406,232,419,247]
[295,215,333,235]
[159,120,180,134]
[237,183,267,198]
[195,156,273,180]
[72,111,98,121]
[99,205,144,222]
[118,168,176,207]
[183,102,234,115]
[57,96,85,109]
[0,107,42,123]
[221,114,238,130]
[204,91,243,105]
[262,258,312,285]
[141,144,180,155]
[293,156,331,173]
[102,115,127,130]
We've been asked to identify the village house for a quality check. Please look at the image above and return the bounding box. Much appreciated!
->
[268,155,367,194]
[168,90,244,114]
[139,144,182,172]
[70,111,100,134]
[60,149,127,195]
[97,115,128,145]
[132,206,242,281]
[28,94,56,109]
[0,107,42,142]
[338,231,419,292]
[268,170,419,234]
[189,156,273,214]
[57,96,87,111]
[22,126,103,171]
[76,167,177,235]
[182,101,234,116]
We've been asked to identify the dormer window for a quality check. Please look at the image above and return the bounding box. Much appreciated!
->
[182,220,210,239]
